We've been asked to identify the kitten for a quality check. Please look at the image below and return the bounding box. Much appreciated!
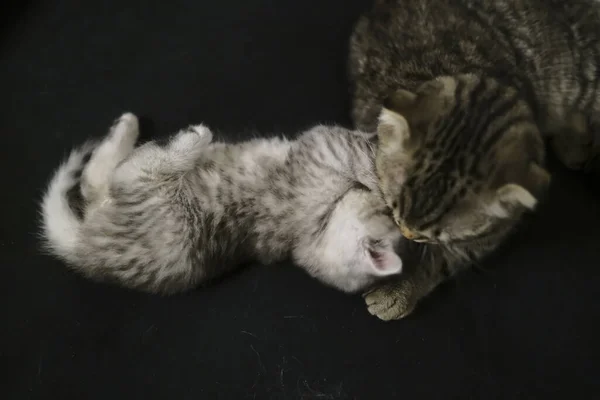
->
[41,113,404,294]
[345,0,600,319]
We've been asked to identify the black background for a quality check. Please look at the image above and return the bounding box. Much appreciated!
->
[2,1,599,399]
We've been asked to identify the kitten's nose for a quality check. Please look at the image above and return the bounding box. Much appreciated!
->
[399,225,416,240]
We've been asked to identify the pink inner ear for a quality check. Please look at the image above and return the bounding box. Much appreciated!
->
[368,249,386,270]
[368,248,402,275]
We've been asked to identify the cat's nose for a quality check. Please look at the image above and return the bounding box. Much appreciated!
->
[399,225,416,240]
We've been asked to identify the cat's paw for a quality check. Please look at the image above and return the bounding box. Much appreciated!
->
[363,280,416,321]
[110,112,140,145]
[188,124,213,144]
[171,125,213,153]
[118,112,138,127]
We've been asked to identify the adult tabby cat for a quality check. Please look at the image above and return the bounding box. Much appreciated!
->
[41,113,404,294]
[347,0,600,320]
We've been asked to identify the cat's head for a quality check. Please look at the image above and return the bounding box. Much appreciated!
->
[376,74,550,246]
[296,190,404,293]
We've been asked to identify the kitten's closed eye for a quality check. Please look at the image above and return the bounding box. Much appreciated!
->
[412,236,431,243]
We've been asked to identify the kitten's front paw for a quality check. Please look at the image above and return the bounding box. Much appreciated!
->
[188,124,213,144]
[171,125,213,153]
[363,280,416,321]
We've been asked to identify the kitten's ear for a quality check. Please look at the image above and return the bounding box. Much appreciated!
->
[383,89,417,114]
[521,162,551,200]
[377,108,411,152]
[363,242,403,277]
[485,184,538,218]
[376,109,411,188]
[487,162,551,218]
[496,184,538,209]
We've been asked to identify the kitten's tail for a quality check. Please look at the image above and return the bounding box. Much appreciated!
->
[40,141,97,263]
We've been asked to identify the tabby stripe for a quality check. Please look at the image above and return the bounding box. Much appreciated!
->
[461,6,519,68]
[443,78,491,160]
[574,48,590,110]
[416,193,458,231]
[581,42,600,112]
[324,135,342,162]
[468,91,521,164]
[398,186,410,218]
[435,79,467,145]
[421,92,479,198]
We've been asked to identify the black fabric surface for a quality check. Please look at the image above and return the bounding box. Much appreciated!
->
[2,1,599,399]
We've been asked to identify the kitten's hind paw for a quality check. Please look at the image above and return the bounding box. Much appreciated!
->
[118,112,138,125]
[363,280,416,321]
[109,112,140,147]
[189,124,213,142]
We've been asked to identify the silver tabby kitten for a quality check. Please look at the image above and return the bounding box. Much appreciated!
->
[41,113,404,294]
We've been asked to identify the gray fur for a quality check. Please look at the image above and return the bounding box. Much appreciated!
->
[41,113,404,294]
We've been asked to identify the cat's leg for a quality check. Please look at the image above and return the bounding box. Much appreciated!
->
[117,123,214,179]
[81,113,139,203]
[363,245,453,320]
[169,124,213,152]
[159,124,213,173]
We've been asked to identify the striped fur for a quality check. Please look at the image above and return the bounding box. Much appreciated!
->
[41,113,405,295]
[365,75,550,320]
[350,0,600,176]
[345,0,600,319]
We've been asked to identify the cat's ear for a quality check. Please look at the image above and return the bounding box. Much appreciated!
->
[376,108,411,188]
[497,183,537,208]
[377,108,411,152]
[520,162,551,200]
[383,89,417,115]
[486,164,550,217]
[363,242,403,277]
[485,184,538,218]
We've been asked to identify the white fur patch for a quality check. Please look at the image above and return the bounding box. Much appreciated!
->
[378,109,409,134]
[377,109,410,154]
[498,184,537,209]
[83,112,139,200]
[487,184,538,219]
[435,76,459,98]
[41,143,96,260]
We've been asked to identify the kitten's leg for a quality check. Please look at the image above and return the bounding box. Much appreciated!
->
[82,113,139,203]
[162,124,213,172]
[113,123,213,181]
[363,245,452,321]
